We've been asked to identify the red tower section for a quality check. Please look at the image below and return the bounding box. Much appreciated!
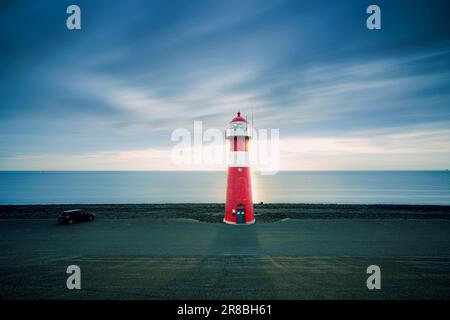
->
[224,112,255,225]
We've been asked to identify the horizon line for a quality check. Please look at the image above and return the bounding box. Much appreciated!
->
[0,169,448,172]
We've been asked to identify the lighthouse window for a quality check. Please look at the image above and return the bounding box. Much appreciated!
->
[238,167,243,172]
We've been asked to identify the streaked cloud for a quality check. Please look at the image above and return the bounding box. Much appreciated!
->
[0,0,450,170]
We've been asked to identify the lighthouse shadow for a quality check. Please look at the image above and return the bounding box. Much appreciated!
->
[144,223,276,299]
[198,223,276,299]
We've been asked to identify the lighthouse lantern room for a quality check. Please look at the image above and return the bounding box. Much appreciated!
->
[224,112,255,225]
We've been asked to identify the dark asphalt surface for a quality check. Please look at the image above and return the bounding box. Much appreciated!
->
[1,219,450,299]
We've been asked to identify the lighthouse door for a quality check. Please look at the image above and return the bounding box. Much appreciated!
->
[236,208,245,224]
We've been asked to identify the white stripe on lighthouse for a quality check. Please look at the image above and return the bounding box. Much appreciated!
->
[227,151,249,167]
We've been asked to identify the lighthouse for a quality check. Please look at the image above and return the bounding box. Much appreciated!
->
[224,112,255,225]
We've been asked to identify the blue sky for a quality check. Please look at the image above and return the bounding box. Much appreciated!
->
[1,0,449,170]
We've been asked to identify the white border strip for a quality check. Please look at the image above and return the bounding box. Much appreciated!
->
[227,151,249,167]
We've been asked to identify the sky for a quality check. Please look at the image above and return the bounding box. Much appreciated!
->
[0,0,449,170]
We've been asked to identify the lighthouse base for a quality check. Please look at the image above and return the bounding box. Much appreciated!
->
[223,218,255,225]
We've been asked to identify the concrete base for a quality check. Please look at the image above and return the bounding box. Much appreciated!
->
[223,218,255,225]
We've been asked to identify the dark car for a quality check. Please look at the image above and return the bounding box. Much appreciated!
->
[58,209,95,225]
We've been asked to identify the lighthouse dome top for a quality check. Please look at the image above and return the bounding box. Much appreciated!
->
[231,112,247,123]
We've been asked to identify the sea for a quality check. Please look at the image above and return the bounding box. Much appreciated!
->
[0,171,448,205]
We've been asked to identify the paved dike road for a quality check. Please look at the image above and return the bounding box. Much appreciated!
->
[1,218,450,299]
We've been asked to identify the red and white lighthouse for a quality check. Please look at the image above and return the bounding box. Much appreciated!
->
[224,112,255,225]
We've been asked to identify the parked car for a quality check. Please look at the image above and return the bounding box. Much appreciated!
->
[58,209,95,225]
